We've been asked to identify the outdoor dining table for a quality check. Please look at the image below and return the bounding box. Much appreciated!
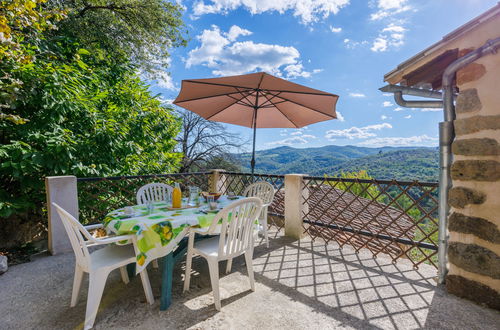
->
[103,195,245,310]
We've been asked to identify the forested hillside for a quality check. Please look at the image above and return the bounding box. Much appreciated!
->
[234,145,439,182]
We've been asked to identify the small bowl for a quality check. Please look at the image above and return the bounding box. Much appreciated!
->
[201,191,222,201]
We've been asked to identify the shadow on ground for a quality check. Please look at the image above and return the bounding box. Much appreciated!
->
[1,229,498,329]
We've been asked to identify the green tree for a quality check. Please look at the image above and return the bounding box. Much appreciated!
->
[327,170,381,200]
[0,0,186,247]
[48,0,187,75]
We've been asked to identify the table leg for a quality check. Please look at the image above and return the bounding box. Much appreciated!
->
[160,252,174,311]
[126,263,136,278]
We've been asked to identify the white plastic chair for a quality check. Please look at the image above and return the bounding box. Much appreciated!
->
[243,181,275,248]
[183,197,263,311]
[52,203,154,330]
[136,182,173,269]
[136,182,173,205]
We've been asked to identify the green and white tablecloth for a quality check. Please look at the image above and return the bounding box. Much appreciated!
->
[103,196,244,273]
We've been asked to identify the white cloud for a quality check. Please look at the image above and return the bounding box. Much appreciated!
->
[383,93,392,97]
[336,111,345,121]
[359,134,438,147]
[404,114,411,119]
[349,92,366,98]
[420,108,442,112]
[225,25,252,41]
[186,25,320,78]
[290,131,303,136]
[192,0,351,25]
[343,38,368,49]
[329,25,342,33]
[157,96,174,105]
[325,123,392,140]
[371,37,388,52]
[394,107,403,112]
[279,129,288,136]
[152,70,177,91]
[370,0,411,20]
[382,101,393,107]
[266,134,316,146]
[381,115,388,120]
[371,25,406,52]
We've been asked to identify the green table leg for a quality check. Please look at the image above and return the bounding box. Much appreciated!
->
[160,252,174,311]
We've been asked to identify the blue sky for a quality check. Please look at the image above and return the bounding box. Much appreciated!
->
[150,0,497,151]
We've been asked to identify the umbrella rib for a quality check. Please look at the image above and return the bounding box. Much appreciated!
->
[265,92,337,119]
[205,93,249,121]
[227,92,254,107]
[234,87,257,108]
[174,89,252,104]
[261,93,299,128]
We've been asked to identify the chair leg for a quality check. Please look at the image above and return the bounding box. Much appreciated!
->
[225,258,232,274]
[139,268,154,305]
[71,265,84,307]
[152,259,159,269]
[262,210,269,248]
[85,269,109,330]
[244,251,255,292]
[119,266,130,284]
[207,258,221,311]
[183,233,195,292]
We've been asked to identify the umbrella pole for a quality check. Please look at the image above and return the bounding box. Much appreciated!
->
[250,108,258,177]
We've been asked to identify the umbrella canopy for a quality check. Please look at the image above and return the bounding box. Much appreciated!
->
[173,72,339,173]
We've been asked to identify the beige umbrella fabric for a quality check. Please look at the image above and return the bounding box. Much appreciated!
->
[173,72,339,173]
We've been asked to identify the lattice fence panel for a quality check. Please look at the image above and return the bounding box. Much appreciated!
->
[301,176,439,269]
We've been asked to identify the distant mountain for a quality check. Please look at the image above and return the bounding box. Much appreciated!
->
[233,145,439,182]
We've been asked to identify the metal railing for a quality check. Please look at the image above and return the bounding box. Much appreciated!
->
[300,176,439,269]
[77,172,210,225]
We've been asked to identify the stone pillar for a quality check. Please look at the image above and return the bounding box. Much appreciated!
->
[445,51,500,310]
[209,169,226,193]
[284,174,307,240]
[45,176,78,255]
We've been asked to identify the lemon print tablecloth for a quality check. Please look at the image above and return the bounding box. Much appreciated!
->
[103,196,243,273]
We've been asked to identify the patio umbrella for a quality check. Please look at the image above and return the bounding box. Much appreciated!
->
[173,72,339,174]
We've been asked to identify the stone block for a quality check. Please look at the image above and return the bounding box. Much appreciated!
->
[454,115,500,135]
[448,242,500,279]
[449,212,499,243]
[456,89,482,114]
[451,160,500,181]
[452,138,500,156]
[457,63,486,85]
[446,275,500,310]
[448,187,486,208]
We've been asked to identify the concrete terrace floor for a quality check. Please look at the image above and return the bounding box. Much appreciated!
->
[1,230,499,330]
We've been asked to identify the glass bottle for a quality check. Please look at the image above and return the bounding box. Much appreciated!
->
[172,182,182,208]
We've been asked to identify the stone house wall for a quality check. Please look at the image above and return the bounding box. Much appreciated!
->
[446,41,500,310]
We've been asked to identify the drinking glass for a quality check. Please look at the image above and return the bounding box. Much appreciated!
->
[188,186,200,206]
[207,195,217,210]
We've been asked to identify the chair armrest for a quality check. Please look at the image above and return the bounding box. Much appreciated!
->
[93,234,135,245]
[84,223,103,231]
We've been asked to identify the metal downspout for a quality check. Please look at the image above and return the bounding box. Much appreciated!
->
[438,37,500,285]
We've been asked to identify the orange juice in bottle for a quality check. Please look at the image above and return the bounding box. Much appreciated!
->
[172,182,182,208]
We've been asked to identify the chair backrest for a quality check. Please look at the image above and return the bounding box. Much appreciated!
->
[136,183,173,205]
[243,181,275,205]
[52,203,95,270]
[208,197,263,259]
